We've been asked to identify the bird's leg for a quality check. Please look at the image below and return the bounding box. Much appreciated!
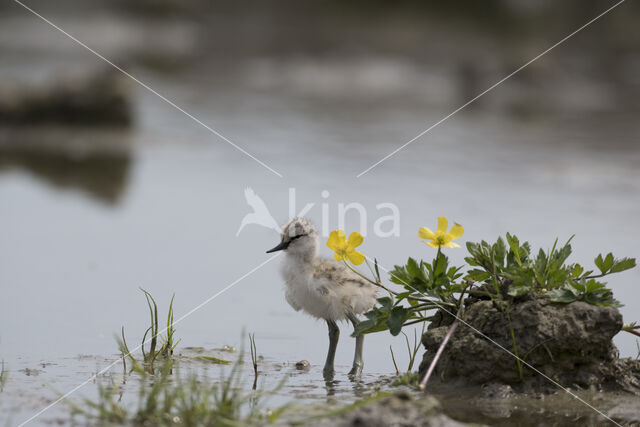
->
[347,313,364,377]
[323,320,339,379]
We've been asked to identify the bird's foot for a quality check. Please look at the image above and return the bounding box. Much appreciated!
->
[323,366,335,380]
[348,364,363,378]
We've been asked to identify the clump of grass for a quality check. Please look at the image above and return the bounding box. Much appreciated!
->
[72,355,285,426]
[290,391,391,425]
[391,372,419,387]
[119,288,180,373]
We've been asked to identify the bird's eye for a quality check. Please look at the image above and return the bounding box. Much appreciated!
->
[290,233,307,241]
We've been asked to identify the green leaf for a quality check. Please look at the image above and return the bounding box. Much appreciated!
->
[356,308,391,335]
[406,258,421,278]
[603,253,614,272]
[551,242,572,269]
[507,283,533,297]
[609,257,636,274]
[389,266,411,286]
[447,266,464,281]
[547,287,578,304]
[466,269,491,282]
[466,241,480,258]
[464,256,481,267]
[432,252,448,277]
[584,279,606,293]
[506,232,521,266]
[493,237,507,267]
[377,297,393,311]
[594,254,607,274]
[354,318,389,335]
[395,291,413,302]
[387,306,409,336]
[571,263,584,279]
[534,248,548,285]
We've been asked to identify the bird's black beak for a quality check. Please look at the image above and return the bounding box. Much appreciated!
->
[266,240,289,253]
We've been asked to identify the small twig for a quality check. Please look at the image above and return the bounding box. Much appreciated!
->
[622,323,640,338]
[625,329,640,338]
[542,343,555,362]
[521,338,555,361]
[419,320,458,390]
[389,345,400,375]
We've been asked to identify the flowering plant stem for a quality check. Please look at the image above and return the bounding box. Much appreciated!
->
[343,260,400,296]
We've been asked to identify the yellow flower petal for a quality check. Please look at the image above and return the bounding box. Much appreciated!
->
[333,252,344,262]
[327,230,345,251]
[418,227,435,240]
[347,232,363,249]
[448,223,464,239]
[443,241,461,248]
[426,241,440,248]
[348,251,365,265]
[437,217,448,234]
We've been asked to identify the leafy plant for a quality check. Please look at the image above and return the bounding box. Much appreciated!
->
[546,279,621,307]
[329,218,637,385]
[354,254,465,338]
[463,234,635,378]
[465,235,635,306]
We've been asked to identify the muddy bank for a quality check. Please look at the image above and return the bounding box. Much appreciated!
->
[419,296,640,393]
[434,386,640,427]
[300,386,640,426]
[306,392,470,427]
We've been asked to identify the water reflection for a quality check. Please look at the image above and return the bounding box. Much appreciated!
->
[0,138,132,205]
[324,377,338,398]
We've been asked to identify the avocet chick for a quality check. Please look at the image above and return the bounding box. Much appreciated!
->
[266,217,377,378]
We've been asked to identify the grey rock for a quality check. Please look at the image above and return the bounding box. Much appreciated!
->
[419,297,640,392]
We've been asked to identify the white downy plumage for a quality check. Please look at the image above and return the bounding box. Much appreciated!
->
[266,217,377,377]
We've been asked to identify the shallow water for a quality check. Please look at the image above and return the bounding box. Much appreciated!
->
[1,3,640,425]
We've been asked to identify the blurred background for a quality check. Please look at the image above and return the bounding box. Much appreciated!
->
[1,0,640,417]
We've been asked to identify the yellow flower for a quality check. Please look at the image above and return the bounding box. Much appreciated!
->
[419,217,464,249]
[327,230,365,265]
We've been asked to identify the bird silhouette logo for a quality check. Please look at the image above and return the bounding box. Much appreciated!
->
[237,187,281,236]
